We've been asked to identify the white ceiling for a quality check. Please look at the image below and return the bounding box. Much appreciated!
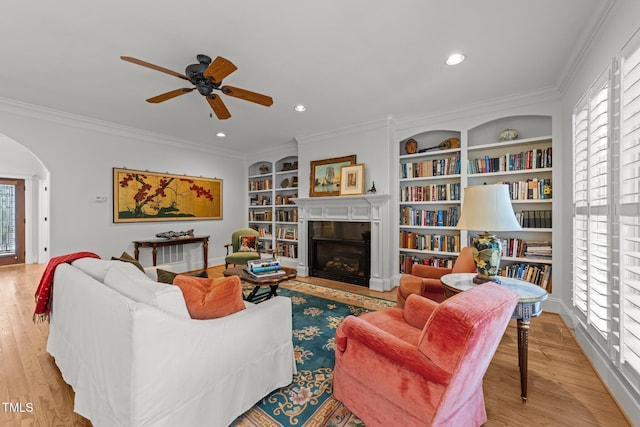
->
[1,0,609,153]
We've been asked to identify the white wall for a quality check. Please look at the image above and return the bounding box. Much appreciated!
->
[296,118,393,197]
[559,0,640,423]
[0,100,247,269]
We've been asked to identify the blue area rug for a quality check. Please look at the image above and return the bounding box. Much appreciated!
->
[231,281,395,426]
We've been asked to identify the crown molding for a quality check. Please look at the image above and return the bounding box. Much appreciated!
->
[0,96,243,160]
[295,116,393,145]
[395,87,561,135]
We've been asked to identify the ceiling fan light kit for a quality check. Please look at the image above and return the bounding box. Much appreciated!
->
[121,54,273,120]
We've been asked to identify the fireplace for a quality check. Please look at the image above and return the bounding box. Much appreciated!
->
[309,221,371,286]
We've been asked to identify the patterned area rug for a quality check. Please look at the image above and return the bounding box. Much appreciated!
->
[231,280,395,426]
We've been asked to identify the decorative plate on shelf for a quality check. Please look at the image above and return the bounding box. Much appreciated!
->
[498,129,519,141]
[280,178,289,188]
[405,138,417,154]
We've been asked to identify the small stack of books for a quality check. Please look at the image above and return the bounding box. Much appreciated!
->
[244,259,286,278]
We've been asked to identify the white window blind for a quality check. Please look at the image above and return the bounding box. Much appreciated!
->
[573,104,589,315]
[619,42,640,382]
[573,74,611,346]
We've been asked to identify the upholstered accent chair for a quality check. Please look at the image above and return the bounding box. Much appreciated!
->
[397,246,476,307]
[334,283,519,427]
[224,228,261,268]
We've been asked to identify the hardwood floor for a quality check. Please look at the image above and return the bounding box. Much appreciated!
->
[0,263,631,426]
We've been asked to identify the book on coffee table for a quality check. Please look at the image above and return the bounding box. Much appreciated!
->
[243,267,287,279]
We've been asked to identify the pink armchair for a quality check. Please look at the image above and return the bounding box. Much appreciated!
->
[333,282,518,427]
[397,246,476,307]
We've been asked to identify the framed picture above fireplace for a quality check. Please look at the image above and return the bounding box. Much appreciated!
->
[309,154,356,197]
[339,163,365,196]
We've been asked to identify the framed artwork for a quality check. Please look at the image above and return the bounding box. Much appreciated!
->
[113,168,222,223]
[339,164,365,196]
[309,154,356,197]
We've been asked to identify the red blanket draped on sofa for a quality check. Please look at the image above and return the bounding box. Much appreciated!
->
[33,251,100,322]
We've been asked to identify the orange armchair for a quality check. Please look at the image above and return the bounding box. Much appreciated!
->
[334,283,519,427]
[397,246,476,307]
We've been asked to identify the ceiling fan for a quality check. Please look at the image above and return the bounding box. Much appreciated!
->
[120,54,273,119]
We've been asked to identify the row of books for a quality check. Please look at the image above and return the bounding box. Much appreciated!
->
[249,194,271,206]
[522,241,552,258]
[401,153,461,179]
[399,254,457,274]
[516,210,552,229]
[400,232,461,253]
[499,178,552,200]
[468,147,552,174]
[248,179,273,191]
[249,210,273,221]
[276,242,297,258]
[501,263,552,292]
[400,206,460,227]
[499,238,552,258]
[275,194,297,205]
[275,209,298,222]
[400,183,461,202]
[276,227,298,240]
[253,227,271,237]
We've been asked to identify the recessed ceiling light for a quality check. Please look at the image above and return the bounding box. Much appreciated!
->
[446,53,465,66]
[294,104,307,112]
[216,132,226,138]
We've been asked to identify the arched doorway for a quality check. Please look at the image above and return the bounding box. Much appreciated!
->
[0,134,49,265]
[0,177,25,266]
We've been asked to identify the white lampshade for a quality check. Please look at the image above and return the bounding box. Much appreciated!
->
[456,184,522,232]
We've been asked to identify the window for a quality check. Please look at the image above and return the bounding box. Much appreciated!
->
[572,36,640,392]
[619,40,640,383]
[572,71,611,350]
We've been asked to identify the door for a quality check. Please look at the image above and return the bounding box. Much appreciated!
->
[0,178,25,266]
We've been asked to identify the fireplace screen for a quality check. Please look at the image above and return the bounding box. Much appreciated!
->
[309,221,371,286]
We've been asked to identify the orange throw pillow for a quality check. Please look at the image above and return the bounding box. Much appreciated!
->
[173,275,246,319]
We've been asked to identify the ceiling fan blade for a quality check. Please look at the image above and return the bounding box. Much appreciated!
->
[120,56,190,81]
[221,86,273,107]
[146,88,195,103]
[206,94,231,119]
[203,56,237,83]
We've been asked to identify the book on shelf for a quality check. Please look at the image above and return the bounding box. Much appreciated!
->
[400,231,460,252]
[499,179,552,201]
[400,206,459,227]
[501,263,552,292]
[468,147,552,174]
[400,183,461,202]
[400,153,461,178]
[399,254,456,273]
[276,242,297,258]
[515,210,552,228]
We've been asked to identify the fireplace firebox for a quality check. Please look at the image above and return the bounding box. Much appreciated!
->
[309,221,371,286]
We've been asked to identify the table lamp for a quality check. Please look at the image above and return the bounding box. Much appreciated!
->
[456,184,522,284]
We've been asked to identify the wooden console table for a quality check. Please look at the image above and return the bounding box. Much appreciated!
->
[133,235,209,269]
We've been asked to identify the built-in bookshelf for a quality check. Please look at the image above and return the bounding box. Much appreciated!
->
[248,156,298,262]
[399,130,462,274]
[398,116,553,291]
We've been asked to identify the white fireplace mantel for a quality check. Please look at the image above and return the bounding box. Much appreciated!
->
[293,194,393,291]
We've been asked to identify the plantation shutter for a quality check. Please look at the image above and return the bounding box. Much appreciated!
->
[573,102,589,315]
[572,71,611,348]
[619,42,640,380]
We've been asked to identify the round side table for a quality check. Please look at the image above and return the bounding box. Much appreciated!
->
[441,272,548,401]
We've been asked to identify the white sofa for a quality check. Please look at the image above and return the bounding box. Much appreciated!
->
[47,258,295,427]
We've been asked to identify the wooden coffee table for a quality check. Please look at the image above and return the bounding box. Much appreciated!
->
[223,266,297,303]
